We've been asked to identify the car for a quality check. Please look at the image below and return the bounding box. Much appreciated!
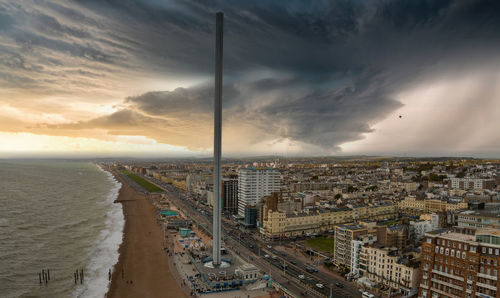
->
[290,260,297,265]
[336,282,344,288]
[306,267,318,273]
[267,245,272,249]
[298,274,305,280]
[316,283,324,289]
[264,254,270,258]
[271,255,277,260]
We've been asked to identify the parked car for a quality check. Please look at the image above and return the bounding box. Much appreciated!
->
[316,283,324,289]
[298,274,305,280]
[336,282,344,288]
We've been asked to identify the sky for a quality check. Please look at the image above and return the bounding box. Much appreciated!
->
[0,0,499,158]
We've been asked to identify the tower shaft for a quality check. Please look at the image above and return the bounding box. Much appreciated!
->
[212,11,223,266]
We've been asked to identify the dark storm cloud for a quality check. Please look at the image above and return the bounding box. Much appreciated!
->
[3,0,500,152]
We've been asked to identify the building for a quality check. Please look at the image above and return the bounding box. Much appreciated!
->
[450,178,496,190]
[259,203,397,240]
[243,205,258,228]
[258,193,303,227]
[350,234,377,277]
[334,224,373,270]
[418,229,500,298]
[376,224,409,251]
[410,220,435,244]
[404,182,419,192]
[359,245,421,296]
[290,182,335,192]
[238,167,280,217]
[398,197,468,214]
[235,263,259,282]
[456,209,500,231]
[186,174,212,195]
[222,177,238,214]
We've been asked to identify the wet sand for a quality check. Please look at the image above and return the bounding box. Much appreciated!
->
[106,172,186,298]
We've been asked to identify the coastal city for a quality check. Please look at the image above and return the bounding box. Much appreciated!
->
[1,1,499,298]
[103,157,500,298]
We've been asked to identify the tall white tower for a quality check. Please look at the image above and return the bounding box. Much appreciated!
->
[238,167,281,217]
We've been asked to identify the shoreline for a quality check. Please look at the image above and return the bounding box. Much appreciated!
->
[105,169,186,298]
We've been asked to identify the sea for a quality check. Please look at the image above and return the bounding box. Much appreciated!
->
[0,160,124,298]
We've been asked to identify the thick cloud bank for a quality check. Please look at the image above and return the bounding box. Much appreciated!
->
[1,0,500,155]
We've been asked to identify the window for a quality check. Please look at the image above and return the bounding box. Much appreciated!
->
[462,252,466,259]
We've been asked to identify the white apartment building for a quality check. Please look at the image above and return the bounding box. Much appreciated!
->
[449,177,495,190]
[350,234,377,277]
[238,167,280,216]
[410,220,435,244]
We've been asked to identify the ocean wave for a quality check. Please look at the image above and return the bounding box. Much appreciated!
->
[73,165,124,298]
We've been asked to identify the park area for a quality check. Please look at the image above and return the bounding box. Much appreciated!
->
[306,237,335,253]
[122,171,163,192]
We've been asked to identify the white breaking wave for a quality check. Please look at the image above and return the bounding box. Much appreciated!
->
[73,165,124,298]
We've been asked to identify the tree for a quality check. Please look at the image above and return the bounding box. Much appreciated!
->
[347,186,357,193]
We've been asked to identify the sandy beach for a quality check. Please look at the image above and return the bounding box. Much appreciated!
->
[106,172,186,298]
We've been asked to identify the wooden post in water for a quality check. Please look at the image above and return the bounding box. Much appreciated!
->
[47,269,50,280]
[74,272,77,284]
[39,272,41,284]
[42,269,45,281]
[80,269,83,284]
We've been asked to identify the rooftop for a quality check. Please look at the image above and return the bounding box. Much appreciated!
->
[426,230,476,241]
[337,223,366,230]
[458,209,500,218]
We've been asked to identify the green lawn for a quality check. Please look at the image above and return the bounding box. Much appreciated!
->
[306,237,335,253]
[122,171,163,192]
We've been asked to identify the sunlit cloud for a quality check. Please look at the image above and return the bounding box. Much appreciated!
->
[0,0,499,157]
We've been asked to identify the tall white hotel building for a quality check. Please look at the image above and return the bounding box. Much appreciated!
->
[238,167,281,217]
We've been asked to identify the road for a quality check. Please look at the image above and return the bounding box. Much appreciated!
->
[135,173,361,298]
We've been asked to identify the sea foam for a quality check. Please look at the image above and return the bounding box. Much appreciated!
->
[73,165,124,298]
